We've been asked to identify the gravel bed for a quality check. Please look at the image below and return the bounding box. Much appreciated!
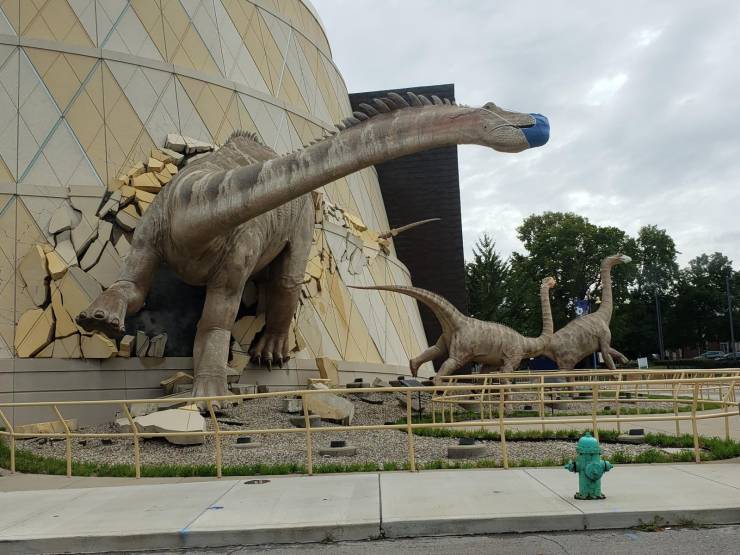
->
[17,392,656,471]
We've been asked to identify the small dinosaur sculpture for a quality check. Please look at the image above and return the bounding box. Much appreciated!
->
[351,277,556,381]
[76,93,550,405]
[378,218,441,239]
[542,254,631,371]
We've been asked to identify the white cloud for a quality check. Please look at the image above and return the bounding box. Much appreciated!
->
[635,27,664,47]
[585,73,629,106]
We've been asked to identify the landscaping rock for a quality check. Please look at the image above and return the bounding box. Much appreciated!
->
[117,406,206,445]
[305,383,355,424]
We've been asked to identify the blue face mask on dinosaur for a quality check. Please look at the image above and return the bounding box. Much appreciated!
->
[522,113,550,148]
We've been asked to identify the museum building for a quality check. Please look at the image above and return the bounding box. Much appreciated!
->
[0,0,456,424]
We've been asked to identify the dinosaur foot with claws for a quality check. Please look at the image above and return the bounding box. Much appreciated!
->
[76,285,128,338]
[249,332,291,370]
[193,372,231,411]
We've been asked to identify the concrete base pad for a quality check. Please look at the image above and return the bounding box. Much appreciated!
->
[447,444,486,459]
[1,464,739,553]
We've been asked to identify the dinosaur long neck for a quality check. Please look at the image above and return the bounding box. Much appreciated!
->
[539,285,554,337]
[205,105,485,234]
[517,285,554,357]
[596,262,615,322]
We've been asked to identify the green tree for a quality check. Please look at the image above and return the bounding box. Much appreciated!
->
[465,234,510,321]
[508,212,637,337]
[669,253,739,352]
[619,225,680,358]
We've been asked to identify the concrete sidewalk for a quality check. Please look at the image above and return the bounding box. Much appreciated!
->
[1,464,739,554]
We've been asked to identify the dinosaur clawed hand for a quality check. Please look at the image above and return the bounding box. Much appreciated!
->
[75,287,128,338]
[249,332,291,370]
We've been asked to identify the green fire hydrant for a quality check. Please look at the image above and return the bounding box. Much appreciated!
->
[564,432,613,499]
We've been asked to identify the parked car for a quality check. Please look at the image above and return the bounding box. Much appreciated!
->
[722,352,740,360]
[694,351,726,360]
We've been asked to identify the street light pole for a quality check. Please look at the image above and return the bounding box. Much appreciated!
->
[726,273,736,356]
[655,291,665,360]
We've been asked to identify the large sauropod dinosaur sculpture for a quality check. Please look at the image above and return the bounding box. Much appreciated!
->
[351,277,556,382]
[75,93,550,404]
[542,254,631,371]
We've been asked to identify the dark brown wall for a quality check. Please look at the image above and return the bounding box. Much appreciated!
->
[349,84,468,349]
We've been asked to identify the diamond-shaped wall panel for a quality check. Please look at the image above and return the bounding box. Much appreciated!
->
[99,0,163,60]
[20,0,95,47]
[0,45,18,183]
[0,0,18,35]
[0,194,15,356]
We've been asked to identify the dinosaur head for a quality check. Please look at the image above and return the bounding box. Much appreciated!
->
[478,102,550,152]
[541,276,557,289]
[602,253,633,268]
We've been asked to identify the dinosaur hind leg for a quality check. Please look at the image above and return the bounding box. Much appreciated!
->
[600,339,617,370]
[609,347,628,364]
[76,236,160,338]
[250,204,312,368]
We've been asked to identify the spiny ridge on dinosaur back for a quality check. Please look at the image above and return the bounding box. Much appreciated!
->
[225,129,265,147]
[339,91,456,131]
[223,92,458,153]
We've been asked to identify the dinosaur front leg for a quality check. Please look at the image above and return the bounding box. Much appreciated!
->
[77,233,160,337]
[410,337,447,376]
[192,281,244,410]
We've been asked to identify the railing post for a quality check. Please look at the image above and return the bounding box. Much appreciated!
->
[405,391,417,472]
[207,404,222,479]
[498,384,508,469]
[722,380,734,441]
[615,374,622,435]
[302,391,313,476]
[691,383,701,463]
[591,383,599,441]
[0,408,15,473]
[121,403,141,479]
[538,375,545,433]
[672,381,680,436]
[52,405,72,478]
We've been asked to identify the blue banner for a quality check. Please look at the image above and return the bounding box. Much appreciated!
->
[574,299,591,317]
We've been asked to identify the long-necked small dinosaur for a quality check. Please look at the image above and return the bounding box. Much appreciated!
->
[351,277,556,381]
[76,93,550,405]
[542,254,631,370]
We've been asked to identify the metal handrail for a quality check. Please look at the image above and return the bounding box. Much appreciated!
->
[0,370,737,478]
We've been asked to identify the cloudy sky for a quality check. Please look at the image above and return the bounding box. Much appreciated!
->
[311,0,740,266]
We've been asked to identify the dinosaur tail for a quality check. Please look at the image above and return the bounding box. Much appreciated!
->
[378,218,440,239]
[349,285,464,334]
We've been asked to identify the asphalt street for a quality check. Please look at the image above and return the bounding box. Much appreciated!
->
[130,524,740,555]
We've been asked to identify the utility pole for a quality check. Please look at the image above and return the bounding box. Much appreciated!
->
[655,291,665,360]
[726,273,736,356]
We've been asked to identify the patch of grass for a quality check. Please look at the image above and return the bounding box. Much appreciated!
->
[635,515,667,532]
[2,426,738,478]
